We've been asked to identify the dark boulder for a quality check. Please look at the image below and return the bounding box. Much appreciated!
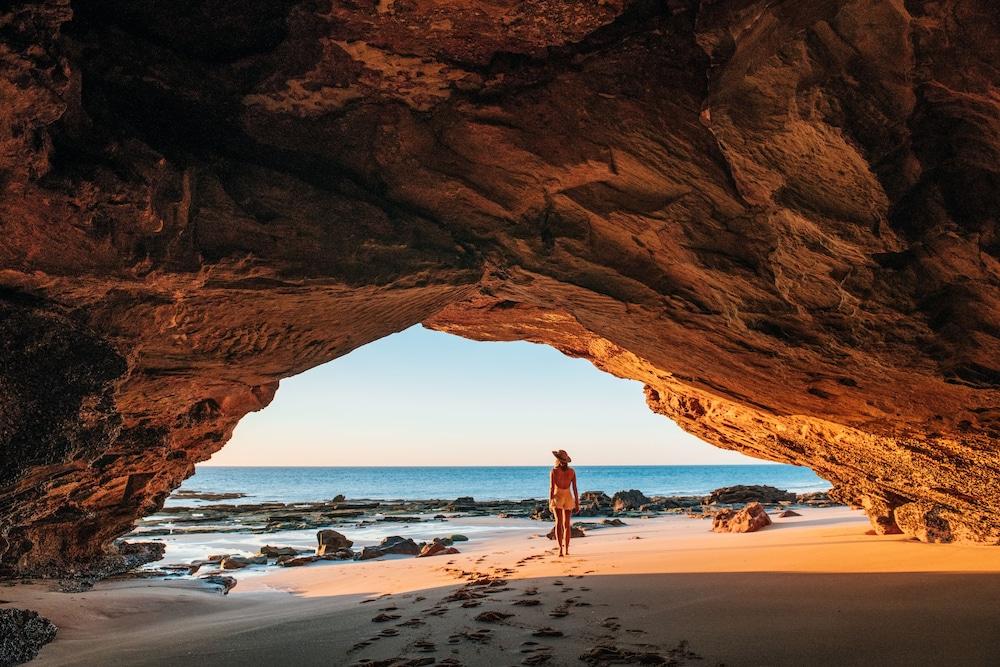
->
[316,529,353,556]
[704,485,795,505]
[612,489,651,512]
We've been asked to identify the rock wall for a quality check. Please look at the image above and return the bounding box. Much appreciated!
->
[1,0,998,571]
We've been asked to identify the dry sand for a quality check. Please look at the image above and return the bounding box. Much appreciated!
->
[6,507,1000,666]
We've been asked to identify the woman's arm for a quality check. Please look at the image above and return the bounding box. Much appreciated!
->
[572,470,580,511]
[549,469,556,503]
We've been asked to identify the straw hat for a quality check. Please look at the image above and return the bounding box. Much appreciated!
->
[552,449,572,463]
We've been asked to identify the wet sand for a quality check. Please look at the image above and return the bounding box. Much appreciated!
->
[8,507,1000,666]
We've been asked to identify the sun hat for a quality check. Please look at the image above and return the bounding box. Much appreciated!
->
[552,449,571,463]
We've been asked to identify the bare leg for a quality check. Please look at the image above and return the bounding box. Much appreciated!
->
[561,509,572,555]
[554,508,565,556]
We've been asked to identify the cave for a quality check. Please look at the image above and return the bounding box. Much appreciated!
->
[2,0,999,576]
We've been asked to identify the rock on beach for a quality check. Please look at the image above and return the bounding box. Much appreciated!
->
[712,502,772,533]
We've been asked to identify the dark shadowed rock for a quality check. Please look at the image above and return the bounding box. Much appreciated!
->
[258,545,299,558]
[200,575,237,595]
[581,491,612,506]
[316,529,353,556]
[712,502,772,533]
[704,485,795,505]
[277,556,318,567]
[546,526,586,540]
[0,608,57,665]
[378,536,421,556]
[612,490,651,513]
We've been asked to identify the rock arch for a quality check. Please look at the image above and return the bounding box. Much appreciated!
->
[1,0,998,572]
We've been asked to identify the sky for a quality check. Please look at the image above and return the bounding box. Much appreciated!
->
[205,325,763,466]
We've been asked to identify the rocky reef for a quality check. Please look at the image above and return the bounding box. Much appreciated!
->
[1,0,998,572]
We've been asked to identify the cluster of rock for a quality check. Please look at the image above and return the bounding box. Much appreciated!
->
[530,486,839,524]
[174,528,471,585]
[137,495,549,538]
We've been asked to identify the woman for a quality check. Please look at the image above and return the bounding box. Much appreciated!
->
[549,449,580,557]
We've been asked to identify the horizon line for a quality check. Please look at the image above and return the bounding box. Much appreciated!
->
[196,462,790,468]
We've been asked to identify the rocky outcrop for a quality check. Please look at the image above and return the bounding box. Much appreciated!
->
[612,490,652,513]
[1,0,999,572]
[712,502,772,533]
[705,486,796,505]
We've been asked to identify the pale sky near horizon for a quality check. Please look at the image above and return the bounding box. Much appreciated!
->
[205,325,764,467]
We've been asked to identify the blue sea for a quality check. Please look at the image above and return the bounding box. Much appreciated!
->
[168,465,830,506]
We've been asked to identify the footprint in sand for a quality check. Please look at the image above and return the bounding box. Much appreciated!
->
[448,628,492,644]
[413,640,436,653]
[372,613,402,622]
[600,617,621,632]
[474,610,514,623]
[531,627,564,638]
[397,618,425,628]
[513,599,542,607]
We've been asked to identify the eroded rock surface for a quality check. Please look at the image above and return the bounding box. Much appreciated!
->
[1,0,999,571]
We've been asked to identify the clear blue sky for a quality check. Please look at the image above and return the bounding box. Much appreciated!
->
[206,325,763,466]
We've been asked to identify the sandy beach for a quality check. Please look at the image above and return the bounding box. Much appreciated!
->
[6,507,1000,666]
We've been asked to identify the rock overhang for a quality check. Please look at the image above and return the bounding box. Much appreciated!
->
[0,0,998,572]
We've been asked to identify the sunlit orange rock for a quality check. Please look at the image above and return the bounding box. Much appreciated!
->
[1,0,998,573]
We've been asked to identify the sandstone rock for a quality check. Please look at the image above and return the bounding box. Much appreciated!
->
[777,510,801,518]
[258,545,298,558]
[417,539,461,558]
[0,608,57,666]
[219,556,249,570]
[889,502,994,544]
[612,490,651,513]
[320,548,355,561]
[704,486,795,505]
[316,529,353,556]
[356,547,384,561]
[277,556,317,567]
[377,536,421,556]
[712,502,772,534]
[602,518,627,527]
[200,575,237,595]
[2,0,1000,573]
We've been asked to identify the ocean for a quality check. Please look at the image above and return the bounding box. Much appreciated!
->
[167,464,830,506]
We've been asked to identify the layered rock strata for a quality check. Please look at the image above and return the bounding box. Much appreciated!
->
[1,0,998,571]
